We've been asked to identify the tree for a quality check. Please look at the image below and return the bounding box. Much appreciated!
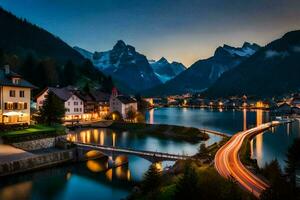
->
[83,82,90,93]
[135,93,150,113]
[39,91,65,125]
[174,163,199,200]
[285,138,300,187]
[126,109,137,122]
[198,143,208,157]
[141,163,162,193]
[261,160,295,200]
[63,60,78,86]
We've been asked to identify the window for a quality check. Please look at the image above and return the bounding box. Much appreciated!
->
[5,103,14,110]
[9,90,16,97]
[68,102,70,106]
[74,102,78,106]
[79,108,82,112]
[13,102,18,109]
[19,90,25,97]
[74,108,79,112]
[24,103,27,109]
[66,108,70,112]
[12,78,20,84]
[80,101,83,105]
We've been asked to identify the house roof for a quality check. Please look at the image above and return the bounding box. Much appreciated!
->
[0,68,36,88]
[116,95,137,104]
[90,90,110,102]
[47,87,84,102]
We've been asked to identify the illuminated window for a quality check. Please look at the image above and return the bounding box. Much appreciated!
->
[12,78,20,84]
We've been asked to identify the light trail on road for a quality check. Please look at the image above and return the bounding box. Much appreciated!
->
[215,121,282,198]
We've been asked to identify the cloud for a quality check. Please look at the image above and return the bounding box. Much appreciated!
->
[293,46,300,52]
[265,50,289,59]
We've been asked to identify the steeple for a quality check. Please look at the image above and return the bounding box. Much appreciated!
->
[112,87,118,97]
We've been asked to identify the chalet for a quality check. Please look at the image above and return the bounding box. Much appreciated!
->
[36,86,111,121]
[36,87,84,120]
[109,88,137,118]
[0,65,36,124]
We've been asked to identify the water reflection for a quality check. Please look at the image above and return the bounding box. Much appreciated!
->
[146,107,300,169]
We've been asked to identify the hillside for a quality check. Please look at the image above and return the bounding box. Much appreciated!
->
[206,30,300,97]
[0,7,113,93]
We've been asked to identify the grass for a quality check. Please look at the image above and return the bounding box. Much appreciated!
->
[110,122,209,143]
[1,124,66,143]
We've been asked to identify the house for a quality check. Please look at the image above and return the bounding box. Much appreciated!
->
[36,87,85,120]
[0,65,36,124]
[109,88,137,118]
[90,89,110,117]
[36,86,111,121]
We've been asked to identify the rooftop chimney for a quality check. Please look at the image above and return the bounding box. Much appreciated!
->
[4,65,10,74]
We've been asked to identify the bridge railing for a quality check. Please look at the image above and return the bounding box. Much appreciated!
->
[74,142,191,159]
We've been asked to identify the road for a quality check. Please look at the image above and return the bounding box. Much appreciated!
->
[214,121,282,198]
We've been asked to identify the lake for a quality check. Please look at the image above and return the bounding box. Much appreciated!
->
[1,107,299,200]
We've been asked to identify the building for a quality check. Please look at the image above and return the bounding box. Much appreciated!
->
[36,87,85,120]
[109,88,137,118]
[0,65,36,124]
[36,86,110,121]
[90,89,110,117]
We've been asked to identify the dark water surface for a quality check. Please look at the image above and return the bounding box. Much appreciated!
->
[1,108,299,200]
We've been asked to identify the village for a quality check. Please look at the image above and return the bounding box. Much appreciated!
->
[1,65,300,130]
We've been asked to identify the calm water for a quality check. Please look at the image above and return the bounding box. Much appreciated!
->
[1,108,299,200]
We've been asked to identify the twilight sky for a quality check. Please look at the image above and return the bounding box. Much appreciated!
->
[0,0,299,66]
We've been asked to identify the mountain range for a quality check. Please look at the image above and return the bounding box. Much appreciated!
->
[74,42,186,92]
[144,42,260,96]
[206,30,300,97]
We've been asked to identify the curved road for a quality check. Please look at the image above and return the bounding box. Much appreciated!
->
[215,121,282,198]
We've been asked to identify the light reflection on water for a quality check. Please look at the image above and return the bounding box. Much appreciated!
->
[146,107,300,169]
[1,108,300,200]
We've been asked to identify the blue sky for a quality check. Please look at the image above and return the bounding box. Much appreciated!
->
[1,0,299,66]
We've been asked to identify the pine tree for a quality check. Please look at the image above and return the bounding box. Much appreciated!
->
[285,138,300,187]
[141,163,162,193]
[39,91,66,125]
[174,164,199,200]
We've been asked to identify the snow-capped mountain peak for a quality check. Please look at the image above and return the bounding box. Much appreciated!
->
[150,57,186,83]
[74,41,161,92]
[222,42,260,57]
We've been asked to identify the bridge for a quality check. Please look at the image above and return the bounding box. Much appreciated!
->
[75,142,193,163]
[198,129,230,137]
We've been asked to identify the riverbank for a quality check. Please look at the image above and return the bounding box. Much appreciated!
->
[110,122,209,143]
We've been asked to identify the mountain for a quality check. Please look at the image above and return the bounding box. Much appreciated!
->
[144,42,260,96]
[150,57,186,83]
[73,46,93,60]
[74,40,162,92]
[0,7,85,64]
[206,30,300,97]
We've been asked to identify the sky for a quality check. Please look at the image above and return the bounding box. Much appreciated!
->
[0,0,299,67]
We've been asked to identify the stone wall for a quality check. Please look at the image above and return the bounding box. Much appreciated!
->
[0,149,75,176]
[12,137,56,151]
